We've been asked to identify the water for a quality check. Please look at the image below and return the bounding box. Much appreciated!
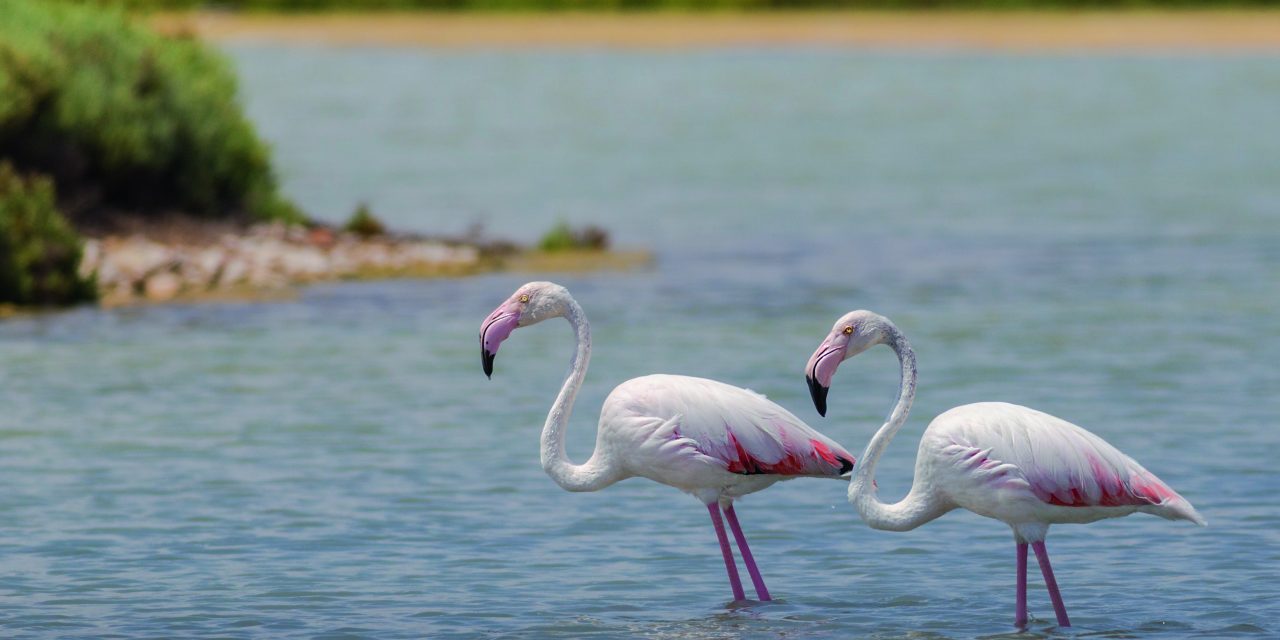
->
[2,47,1278,638]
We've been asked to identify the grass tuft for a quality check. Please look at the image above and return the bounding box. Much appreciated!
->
[538,221,610,253]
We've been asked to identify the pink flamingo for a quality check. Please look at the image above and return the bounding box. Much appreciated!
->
[480,281,855,602]
[804,310,1205,627]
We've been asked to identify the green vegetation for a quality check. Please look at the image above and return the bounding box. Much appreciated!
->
[343,203,387,238]
[538,221,609,253]
[60,0,1280,10]
[0,0,298,225]
[0,0,304,306]
[0,163,96,306]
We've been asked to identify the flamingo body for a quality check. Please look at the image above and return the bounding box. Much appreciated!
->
[919,402,1203,530]
[602,374,854,499]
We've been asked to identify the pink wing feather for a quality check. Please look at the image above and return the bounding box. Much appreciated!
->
[936,403,1201,521]
[613,374,855,477]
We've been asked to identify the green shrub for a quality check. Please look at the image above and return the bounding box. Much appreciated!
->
[50,1,204,10]
[0,162,96,306]
[42,0,1280,10]
[538,221,609,253]
[343,203,386,238]
[0,0,299,225]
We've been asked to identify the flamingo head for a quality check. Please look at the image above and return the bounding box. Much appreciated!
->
[805,310,890,417]
[479,281,572,378]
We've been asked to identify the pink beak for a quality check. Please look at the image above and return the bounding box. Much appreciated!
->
[805,337,846,417]
[479,300,521,378]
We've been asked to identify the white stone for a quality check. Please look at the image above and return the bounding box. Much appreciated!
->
[194,247,225,277]
[144,272,181,301]
[109,238,172,281]
[217,257,249,287]
[79,240,101,279]
[279,246,329,278]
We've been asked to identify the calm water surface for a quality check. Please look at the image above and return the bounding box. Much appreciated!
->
[1,48,1278,638]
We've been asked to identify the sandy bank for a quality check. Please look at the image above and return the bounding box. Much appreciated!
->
[153,11,1280,51]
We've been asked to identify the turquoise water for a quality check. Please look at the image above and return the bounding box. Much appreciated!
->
[2,48,1278,638]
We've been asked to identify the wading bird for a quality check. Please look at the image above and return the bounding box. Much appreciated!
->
[480,281,855,602]
[804,310,1204,627]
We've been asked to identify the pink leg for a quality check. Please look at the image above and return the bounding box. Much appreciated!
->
[1015,542,1028,627]
[1031,540,1071,627]
[706,503,746,602]
[722,504,772,601]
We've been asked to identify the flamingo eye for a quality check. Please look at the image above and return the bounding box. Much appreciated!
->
[843,326,854,335]
[519,294,530,303]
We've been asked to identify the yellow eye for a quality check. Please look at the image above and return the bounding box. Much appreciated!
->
[843,326,854,335]
[519,294,529,303]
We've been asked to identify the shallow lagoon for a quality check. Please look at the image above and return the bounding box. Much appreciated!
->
[1,48,1277,638]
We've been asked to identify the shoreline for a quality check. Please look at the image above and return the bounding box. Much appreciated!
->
[152,10,1280,52]
[78,222,651,308]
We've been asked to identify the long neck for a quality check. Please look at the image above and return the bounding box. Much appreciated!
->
[848,325,946,531]
[539,298,619,492]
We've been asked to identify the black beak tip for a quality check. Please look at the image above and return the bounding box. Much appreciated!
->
[482,349,496,379]
[806,375,829,417]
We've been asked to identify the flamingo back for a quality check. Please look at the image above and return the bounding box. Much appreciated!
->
[929,402,1204,525]
[603,374,856,479]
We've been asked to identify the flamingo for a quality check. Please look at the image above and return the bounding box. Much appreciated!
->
[479,281,856,602]
[804,310,1205,627]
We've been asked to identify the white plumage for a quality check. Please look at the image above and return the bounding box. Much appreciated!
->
[605,374,853,494]
[925,402,1203,527]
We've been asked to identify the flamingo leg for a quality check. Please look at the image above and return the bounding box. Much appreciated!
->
[722,504,772,601]
[1031,540,1071,627]
[706,503,746,602]
[1015,542,1028,627]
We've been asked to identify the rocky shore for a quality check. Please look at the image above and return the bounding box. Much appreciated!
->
[75,221,650,307]
[80,222,485,306]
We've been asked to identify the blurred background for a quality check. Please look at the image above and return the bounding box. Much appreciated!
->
[1,1,1277,638]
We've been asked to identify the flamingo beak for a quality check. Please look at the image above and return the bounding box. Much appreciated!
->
[481,349,497,379]
[807,375,829,418]
[479,300,521,379]
[805,338,845,417]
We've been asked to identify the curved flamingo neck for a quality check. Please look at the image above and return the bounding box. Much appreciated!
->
[848,324,946,531]
[540,296,618,492]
